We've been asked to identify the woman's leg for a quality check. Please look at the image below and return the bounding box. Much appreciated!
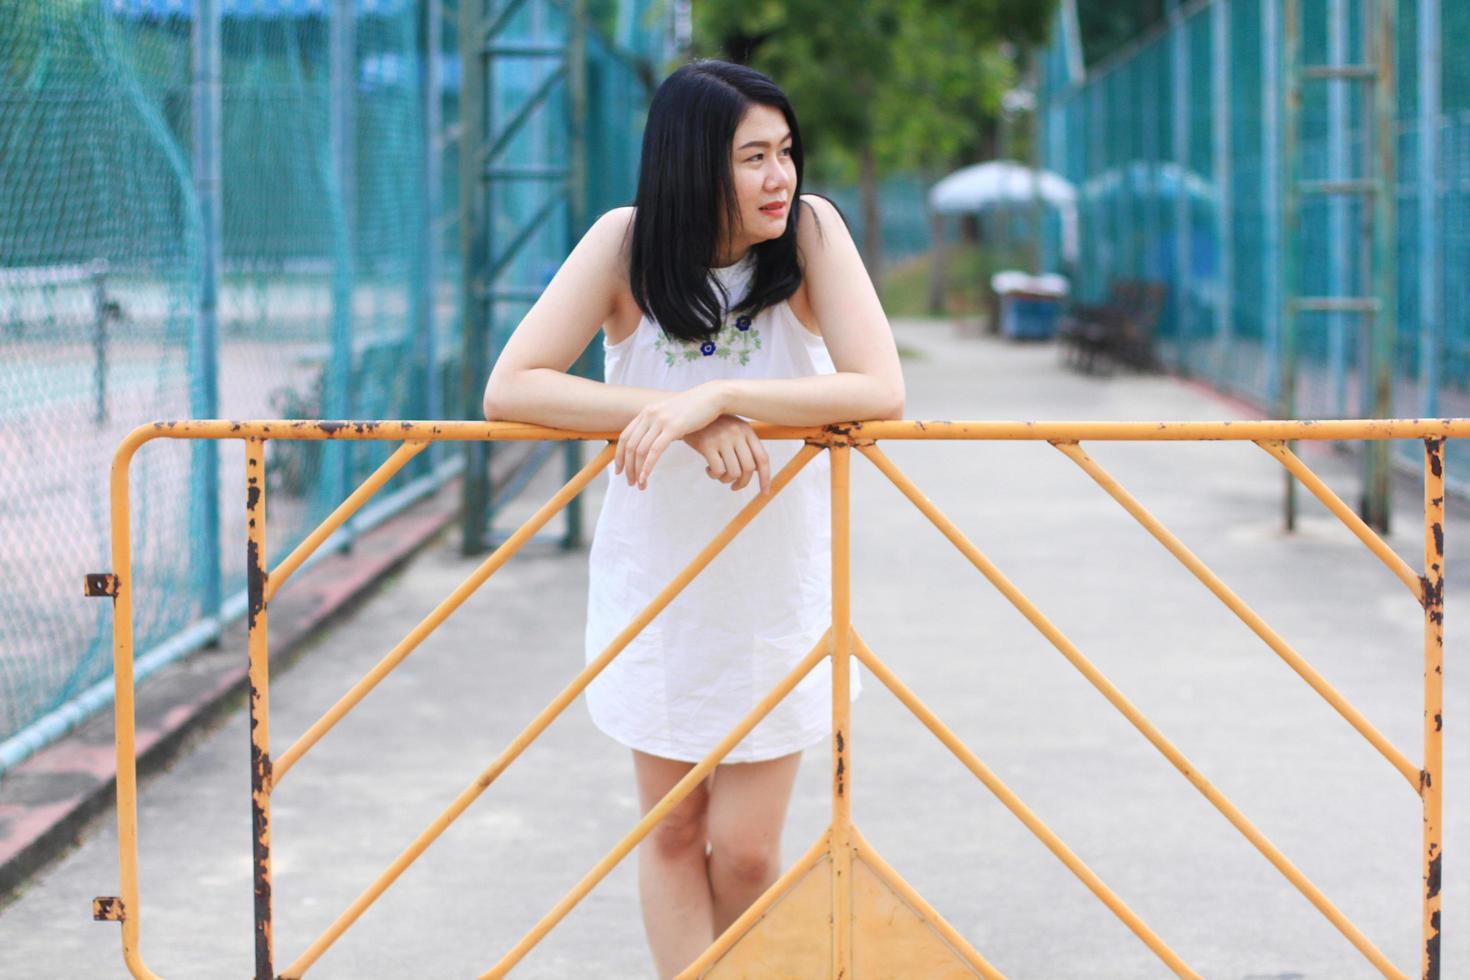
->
[705,751,803,936]
[632,749,715,979]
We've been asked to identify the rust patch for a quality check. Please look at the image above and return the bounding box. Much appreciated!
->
[246,540,265,630]
[1434,713,1442,732]
[1421,769,1433,791]
[1427,850,1441,900]
[1426,438,1444,477]
[1432,523,1444,557]
[318,420,346,435]
[92,896,125,922]
[1426,909,1440,979]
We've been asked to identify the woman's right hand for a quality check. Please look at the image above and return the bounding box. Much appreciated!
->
[682,416,771,495]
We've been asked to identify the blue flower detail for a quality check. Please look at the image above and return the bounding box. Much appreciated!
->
[700,341,717,356]
[735,315,752,331]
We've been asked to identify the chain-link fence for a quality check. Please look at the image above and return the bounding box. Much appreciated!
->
[1040,0,1469,483]
[0,0,660,771]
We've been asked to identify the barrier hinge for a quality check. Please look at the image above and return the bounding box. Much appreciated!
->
[84,573,118,598]
[93,896,126,921]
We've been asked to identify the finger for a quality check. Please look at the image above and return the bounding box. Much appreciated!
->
[751,435,772,495]
[640,433,674,489]
[702,447,727,481]
[730,439,757,491]
[716,445,741,484]
[631,425,660,487]
[615,416,644,478]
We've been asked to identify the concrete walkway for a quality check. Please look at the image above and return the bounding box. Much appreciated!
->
[2,319,1466,978]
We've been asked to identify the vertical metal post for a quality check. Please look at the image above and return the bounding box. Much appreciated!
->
[829,444,852,979]
[1364,0,1396,531]
[1263,0,1283,408]
[191,0,222,623]
[562,0,588,549]
[326,0,357,531]
[1327,0,1350,416]
[245,438,274,980]
[1275,0,1299,530]
[1421,437,1444,980]
[1169,0,1191,374]
[460,0,491,554]
[92,262,109,424]
[416,0,444,479]
[1418,0,1442,418]
[1090,80,1107,294]
[1212,0,1233,383]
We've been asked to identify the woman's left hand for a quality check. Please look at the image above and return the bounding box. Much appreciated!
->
[615,382,726,489]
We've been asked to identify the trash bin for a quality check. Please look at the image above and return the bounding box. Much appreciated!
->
[990,271,1070,340]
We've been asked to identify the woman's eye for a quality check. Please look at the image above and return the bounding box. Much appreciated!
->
[780,146,792,156]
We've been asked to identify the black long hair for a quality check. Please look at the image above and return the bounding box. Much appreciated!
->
[629,60,812,344]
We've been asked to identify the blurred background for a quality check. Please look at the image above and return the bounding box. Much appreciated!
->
[1,0,1463,789]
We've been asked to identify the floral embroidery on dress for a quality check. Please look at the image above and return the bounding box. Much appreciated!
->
[654,312,763,366]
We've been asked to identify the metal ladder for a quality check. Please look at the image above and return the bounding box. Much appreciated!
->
[1280,0,1396,532]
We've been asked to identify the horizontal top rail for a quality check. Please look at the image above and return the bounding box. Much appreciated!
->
[121,417,1470,450]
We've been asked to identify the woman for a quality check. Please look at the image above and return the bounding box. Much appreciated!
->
[482,59,904,977]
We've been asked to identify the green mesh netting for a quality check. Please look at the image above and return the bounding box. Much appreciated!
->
[0,0,657,759]
[1041,0,1469,480]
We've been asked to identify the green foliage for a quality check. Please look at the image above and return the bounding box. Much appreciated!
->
[693,0,1056,179]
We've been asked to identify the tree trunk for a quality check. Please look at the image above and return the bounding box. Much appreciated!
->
[859,145,883,295]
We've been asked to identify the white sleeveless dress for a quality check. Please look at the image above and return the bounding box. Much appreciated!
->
[584,252,860,763]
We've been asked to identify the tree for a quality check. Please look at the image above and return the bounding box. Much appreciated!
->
[695,0,1054,288]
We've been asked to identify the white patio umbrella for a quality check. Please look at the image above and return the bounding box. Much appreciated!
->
[927,160,1079,263]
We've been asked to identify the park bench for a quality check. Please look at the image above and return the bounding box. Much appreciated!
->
[1057,279,1167,374]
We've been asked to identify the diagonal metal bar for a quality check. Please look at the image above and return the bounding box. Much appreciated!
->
[478,0,534,49]
[487,190,565,283]
[279,446,822,978]
[678,831,834,978]
[1053,439,1420,789]
[858,443,1407,979]
[271,442,614,786]
[480,633,833,979]
[850,632,1196,979]
[1255,439,1422,600]
[266,440,430,602]
[849,825,1006,978]
[485,66,565,162]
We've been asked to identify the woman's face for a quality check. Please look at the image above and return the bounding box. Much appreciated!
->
[725,103,796,256]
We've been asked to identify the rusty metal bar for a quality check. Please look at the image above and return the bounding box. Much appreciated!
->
[279,446,822,977]
[678,831,833,978]
[849,826,1006,979]
[244,437,274,979]
[830,444,853,978]
[857,443,1406,977]
[479,635,833,979]
[1053,440,1420,789]
[850,633,1197,978]
[103,430,163,980]
[271,443,615,785]
[1256,440,1422,600]
[115,417,1470,446]
[265,440,429,601]
[1422,438,1445,979]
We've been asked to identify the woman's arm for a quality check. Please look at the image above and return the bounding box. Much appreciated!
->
[616,195,905,488]
[709,194,906,425]
[481,207,677,430]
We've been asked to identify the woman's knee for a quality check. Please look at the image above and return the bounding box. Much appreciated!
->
[644,790,709,859]
[708,833,779,885]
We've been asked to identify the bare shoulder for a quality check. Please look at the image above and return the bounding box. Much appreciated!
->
[591,206,640,340]
[797,193,854,255]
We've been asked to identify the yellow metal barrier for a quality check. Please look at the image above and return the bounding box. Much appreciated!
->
[90,418,1452,979]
